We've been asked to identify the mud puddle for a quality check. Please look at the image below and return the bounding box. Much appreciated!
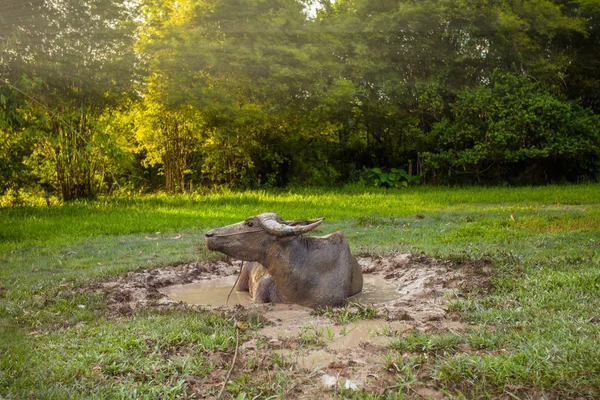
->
[159,273,400,307]
[86,253,490,397]
[160,275,254,306]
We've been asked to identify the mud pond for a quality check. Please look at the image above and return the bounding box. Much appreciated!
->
[158,273,400,306]
[86,253,489,393]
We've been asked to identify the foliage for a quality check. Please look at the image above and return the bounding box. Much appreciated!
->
[0,83,32,194]
[30,103,127,200]
[2,0,600,198]
[0,0,138,200]
[134,100,205,193]
[423,72,600,184]
[368,167,421,188]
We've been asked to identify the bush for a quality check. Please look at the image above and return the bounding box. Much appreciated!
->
[422,72,600,184]
[368,167,421,188]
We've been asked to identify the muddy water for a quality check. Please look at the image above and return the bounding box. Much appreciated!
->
[159,274,401,307]
[159,275,253,306]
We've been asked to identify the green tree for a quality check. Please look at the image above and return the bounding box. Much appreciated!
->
[422,72,600,183]
[2,0,600,194]
[134,99,205,193]
[561,0,600,112]
[0,81,33,195]
[0,0,139,200]
[137,0,330,187]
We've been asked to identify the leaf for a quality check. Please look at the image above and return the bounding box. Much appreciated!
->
[396,169,410,179]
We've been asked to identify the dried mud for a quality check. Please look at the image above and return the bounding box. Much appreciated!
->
[84,254,491,398]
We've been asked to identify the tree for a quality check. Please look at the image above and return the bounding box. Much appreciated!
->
[422,72,600,183]
[137,0,331,187]
[134,99,205,193]
[2,0,600,195]
[312,0,594,180]
[0,0,139,200]
[0,80,33,195]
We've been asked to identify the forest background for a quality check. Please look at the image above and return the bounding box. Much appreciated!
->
[2,0,600,202]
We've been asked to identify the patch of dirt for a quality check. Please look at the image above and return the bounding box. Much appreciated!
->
[83,259,240,317]
[358,253,492,322]
[84,253,491,398]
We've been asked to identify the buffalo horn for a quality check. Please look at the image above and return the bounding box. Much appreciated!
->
[261,217,324,236]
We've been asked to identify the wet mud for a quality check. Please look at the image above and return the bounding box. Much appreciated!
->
[85,253,491,398]
[160,273,402,307]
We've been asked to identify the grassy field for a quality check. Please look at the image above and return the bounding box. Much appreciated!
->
[1,184,600,398]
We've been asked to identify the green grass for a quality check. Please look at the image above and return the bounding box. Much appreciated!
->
[3,309,246,398]
[312,301,378,324]
[1,184,600,398]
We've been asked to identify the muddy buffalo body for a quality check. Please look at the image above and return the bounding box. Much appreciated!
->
[204,212,363,308]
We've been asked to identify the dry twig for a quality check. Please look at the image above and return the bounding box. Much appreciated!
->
[217,323,240,399]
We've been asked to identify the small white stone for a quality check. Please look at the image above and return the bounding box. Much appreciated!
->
[342,378,359,390]
[320,374,337,388]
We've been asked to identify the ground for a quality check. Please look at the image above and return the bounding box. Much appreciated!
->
[85,253,490,398]
[2,185,599,399]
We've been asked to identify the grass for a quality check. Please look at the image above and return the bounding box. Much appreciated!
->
[311,301,378,324]
[2,308,248,398]
[1,183,600,398]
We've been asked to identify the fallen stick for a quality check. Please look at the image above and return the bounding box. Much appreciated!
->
[217,323,240,399]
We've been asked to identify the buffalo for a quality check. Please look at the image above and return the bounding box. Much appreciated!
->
[205,212,363,307]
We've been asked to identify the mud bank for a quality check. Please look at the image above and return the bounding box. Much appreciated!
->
[87,253,490,321]
[85,254,490,397]
[84,259,241,317]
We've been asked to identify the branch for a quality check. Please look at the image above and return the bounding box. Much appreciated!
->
[218,324,240,399]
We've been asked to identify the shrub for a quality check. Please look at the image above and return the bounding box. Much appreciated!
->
[422,72,600,184]
[368,167,421,188]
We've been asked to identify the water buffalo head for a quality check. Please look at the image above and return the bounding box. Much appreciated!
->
[204,212,324,262]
